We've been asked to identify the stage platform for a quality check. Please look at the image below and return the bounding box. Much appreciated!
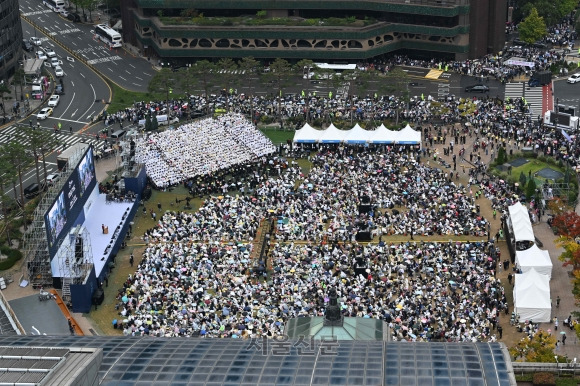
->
[51,193,134,279]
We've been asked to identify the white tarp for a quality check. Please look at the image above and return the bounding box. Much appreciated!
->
[318,123,346,143]
[514,269,551,322]
[343,123,371,144]
[395,124,422,144]
[369,124,397,144]
[515,244,552,278]
[508,202,534,242]
[293,122,322,143]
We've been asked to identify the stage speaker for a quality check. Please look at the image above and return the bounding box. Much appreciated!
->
[359,205,371,214]
[356,232,372,241]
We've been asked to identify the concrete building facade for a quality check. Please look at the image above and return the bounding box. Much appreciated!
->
[121,0,506,62]
[0,0,23,81]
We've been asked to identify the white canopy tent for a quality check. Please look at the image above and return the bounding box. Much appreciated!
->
[318,123,346,143]
[513,269,551,323]
[293,123,322,143]
[515,244,552,278]
[369,125,397,144]
[292,123,421,145]
[395,124,422,145]
[507,202,534,242]
[343,124,371,144]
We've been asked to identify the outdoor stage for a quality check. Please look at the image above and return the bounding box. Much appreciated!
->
[50,191,134,279]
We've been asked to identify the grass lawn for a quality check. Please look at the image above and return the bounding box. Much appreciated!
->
[512,158,564,182]
[260,128,294,144]
[106,82,165,114]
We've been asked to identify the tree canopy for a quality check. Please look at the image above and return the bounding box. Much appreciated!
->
[518,7,547,44]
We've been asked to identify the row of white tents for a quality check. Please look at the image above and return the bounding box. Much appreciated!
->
[293,123,422,144]
[510,202,553,323]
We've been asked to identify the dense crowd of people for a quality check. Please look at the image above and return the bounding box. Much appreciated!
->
[110,10,580,341]
[134,113,276,188]
[114,141,515,341]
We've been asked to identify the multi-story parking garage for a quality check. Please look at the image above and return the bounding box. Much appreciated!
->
[121,0,506,62]
[0,0,23,81]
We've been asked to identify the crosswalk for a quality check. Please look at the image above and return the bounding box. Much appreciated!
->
[0,125,106,153]
[504,82,543,117]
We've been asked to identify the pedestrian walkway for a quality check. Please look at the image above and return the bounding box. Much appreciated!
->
[504,82,543,118]
[0,124,106,152]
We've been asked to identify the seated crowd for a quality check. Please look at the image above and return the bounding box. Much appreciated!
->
[117,141,508,342]
[135,113,275,188]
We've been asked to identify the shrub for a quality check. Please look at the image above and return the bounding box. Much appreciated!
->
[0,246,23,271]
[532,372,555,386]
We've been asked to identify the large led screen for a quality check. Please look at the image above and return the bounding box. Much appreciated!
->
[45,146,96,257]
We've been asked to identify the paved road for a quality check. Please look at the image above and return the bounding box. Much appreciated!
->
[553,80,580,116]
[19,0,154,92]
[21,20,110,130]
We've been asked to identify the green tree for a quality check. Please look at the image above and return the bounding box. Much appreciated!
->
[238,57,261,125]
[144,115,152,131]
[525,178,537,199]
[148,68,176,105]
[12,68,26,104]
[216,58,238,111]
[0,83,10,123]
[3,141,29,205]
[517,0,576,26]
[264,58,292,126]
[0,147,18,220]
[383,67,410,125]
[519,172,527,187]
[178,67,196,98]
[518,8,547,44]
[189,60,216,114]
[496,146,506,165]
[509,329,563,362]
[20,127,57,187]
[295,59,318,122]
[151,115,159,131]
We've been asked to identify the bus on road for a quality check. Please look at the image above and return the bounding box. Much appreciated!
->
[43,0,66,13]
[94,24,122,48]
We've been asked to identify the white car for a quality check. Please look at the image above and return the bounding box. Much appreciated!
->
[43,47,57,58]
[37,51,47,60]
[37,107,53,120]
[50,57,60,67]
[30,36,42,46]
[48,95,60,107]
[54,66,64,77]
[46,173,60,186]
[567,74,580,84]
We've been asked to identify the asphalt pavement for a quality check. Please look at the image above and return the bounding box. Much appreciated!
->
[19,0,154,92]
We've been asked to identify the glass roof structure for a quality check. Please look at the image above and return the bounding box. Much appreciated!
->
[0,336,515,385]
[285,317,389,341]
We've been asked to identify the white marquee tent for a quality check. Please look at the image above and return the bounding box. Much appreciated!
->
[513,269,551,323]
[515,244,552,278]
[318,123,346,143]
[507,202,534,243]
[293,123,322,143]
[343,124,371,144]
[370,124,397,144]
[293,123,421,145]
[396,124,422,144]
